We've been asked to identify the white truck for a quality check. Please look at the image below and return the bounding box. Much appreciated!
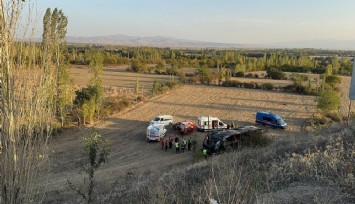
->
[146,124,167,141]
[197,116,227,131]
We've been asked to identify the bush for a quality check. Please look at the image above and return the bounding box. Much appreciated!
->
[283,84,316,95]
[235,71,245,77]
[101,97,131,117]
[325,112,342,122]
[317,89,341,113]
[165,81,180,88]
[261,83,274,90]
[290,73,309,84]
[266,68,287,80]
[325,75,342,88]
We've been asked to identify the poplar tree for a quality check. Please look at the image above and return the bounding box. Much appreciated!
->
[89,50,104,119]
[42,7,72,127]
[0,1,57,202]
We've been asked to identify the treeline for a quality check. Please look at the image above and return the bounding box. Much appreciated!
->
[67,45,353,76]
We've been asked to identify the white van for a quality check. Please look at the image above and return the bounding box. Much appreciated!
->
[149,115,173,126]
[197,116,227,131]
[146,124,167,141]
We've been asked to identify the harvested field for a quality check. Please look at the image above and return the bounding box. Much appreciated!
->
[45,84,317,201]
[70,65,174,93]
[231,76,292,87]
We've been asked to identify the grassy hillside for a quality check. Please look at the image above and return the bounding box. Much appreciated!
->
[100,124,354,204]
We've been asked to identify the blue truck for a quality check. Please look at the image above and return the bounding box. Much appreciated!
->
[255,112,287,129]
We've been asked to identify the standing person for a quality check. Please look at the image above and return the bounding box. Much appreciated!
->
[169,136,173,149]
[161,139,165,150]
[188,138,192,151]
[169,134,173,143]
[182,139,187,153]
[180,129,184,138]
[175,141,180,154]
[175,136,179,143]
[165,139,168,152]
[203,149,208,158]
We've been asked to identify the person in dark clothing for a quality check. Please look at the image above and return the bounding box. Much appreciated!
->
[175,136,179,143]
[180,131,184,138]
[169,138,173,149]
[187,138,192,151]
[161,139,165,150]
[165,139,168,151]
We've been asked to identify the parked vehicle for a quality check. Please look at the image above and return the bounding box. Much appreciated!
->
[173,121,195,134]
[255,112,287,129]
[149,115,173,126]
[197,116,227,131]
[202,126,262,153]
[146,124,167,141]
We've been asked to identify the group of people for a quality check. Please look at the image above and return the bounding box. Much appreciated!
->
[161,134,193,154]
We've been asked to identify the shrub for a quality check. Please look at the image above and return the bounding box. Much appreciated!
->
[235,71,245,77]
[290,73,309,84]
[101,96,131,117]
[165,81,180,89]
[266,68,287,80]
[325,112,342,122]
[317,89,341,113]
[261,83,274,90]
[152,80,162,95]
[325,75,342,88]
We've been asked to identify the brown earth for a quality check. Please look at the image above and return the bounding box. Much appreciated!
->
[45,83,317,198]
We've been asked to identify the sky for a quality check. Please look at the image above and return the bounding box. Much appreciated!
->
[32,0,355,44]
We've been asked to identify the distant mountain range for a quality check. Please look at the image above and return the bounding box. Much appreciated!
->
[65,34,355,50]
[66,34,242,48]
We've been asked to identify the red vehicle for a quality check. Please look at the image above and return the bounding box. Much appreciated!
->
[173,121,195,134]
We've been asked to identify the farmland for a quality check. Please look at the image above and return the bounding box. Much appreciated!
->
[45,67,320,201]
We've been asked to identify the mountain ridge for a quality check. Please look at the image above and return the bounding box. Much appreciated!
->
[65,34,355,50]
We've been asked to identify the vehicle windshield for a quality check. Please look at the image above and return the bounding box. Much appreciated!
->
[277,119,286,125]
[153,117,160,121]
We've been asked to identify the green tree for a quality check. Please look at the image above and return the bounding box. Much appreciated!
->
[67,130,110,204]
[197,66,212,84]
[155,61,165,73]
[42,8,72,127]
[332,56,340,74]
[89,50,104,119]
[317,89,341,113]
[325,64,333,76]
[152,80,162,95]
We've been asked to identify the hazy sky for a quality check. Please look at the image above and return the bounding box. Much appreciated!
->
[35,0,355,44]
